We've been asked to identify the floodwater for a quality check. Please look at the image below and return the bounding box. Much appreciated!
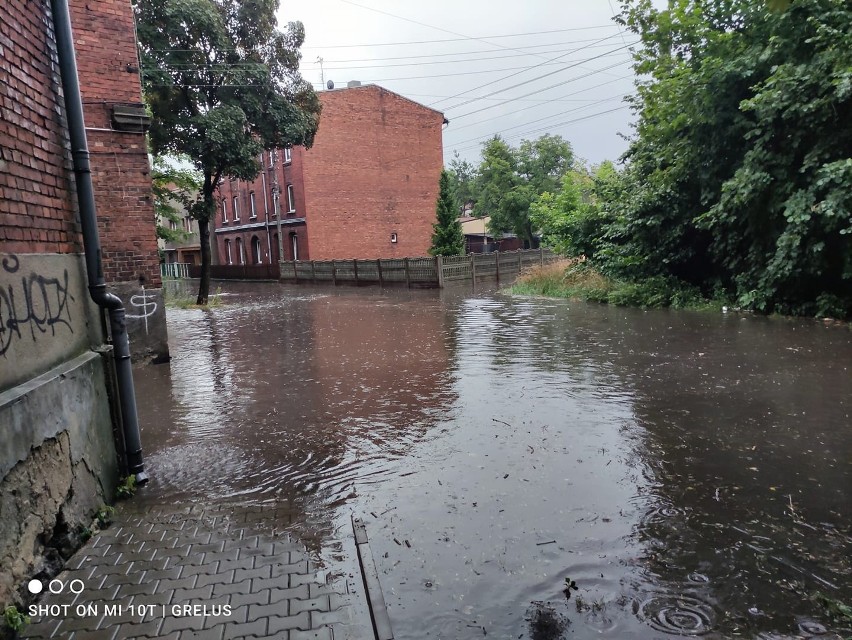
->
[133,282,851,639]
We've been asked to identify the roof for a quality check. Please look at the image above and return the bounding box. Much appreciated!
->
[320,83,446,117]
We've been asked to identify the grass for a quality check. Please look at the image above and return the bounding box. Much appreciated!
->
[164,287,224,309]
[511,259,723,312]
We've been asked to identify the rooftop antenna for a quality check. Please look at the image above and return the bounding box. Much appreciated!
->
[316,56,324,87]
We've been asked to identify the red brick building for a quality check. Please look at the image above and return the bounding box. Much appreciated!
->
[214,84,445,265]
[1,0,153,606]
[67,0,168,360]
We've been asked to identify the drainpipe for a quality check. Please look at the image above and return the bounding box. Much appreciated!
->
[51,0,148,484]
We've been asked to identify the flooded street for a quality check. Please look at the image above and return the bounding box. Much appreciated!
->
[133,282,851,639]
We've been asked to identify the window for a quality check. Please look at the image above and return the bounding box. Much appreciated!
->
[225,240,232,265]
[221,199,228,223]
[269,149,276,169]
[290,232,298,261]
[232,196,240,221]
[236,238,245,265]
[183,217,192,232]
[284,147,292,164]
[249,192,257,219]
[390,232,398,244]
[169,219,178,231]
[251,236,262,264]
[287,184,295,213]
[261,174,268,215]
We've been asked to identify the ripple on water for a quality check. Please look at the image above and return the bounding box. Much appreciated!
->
[634,594,716,636]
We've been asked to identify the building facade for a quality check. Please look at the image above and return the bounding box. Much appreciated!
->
[0,0,150,608]
[214,84,445,264]
[68,0,168,361]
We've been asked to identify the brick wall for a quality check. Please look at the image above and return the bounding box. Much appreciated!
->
[0,0,80,254]
[302,86,444,260]
[69,0,161,287]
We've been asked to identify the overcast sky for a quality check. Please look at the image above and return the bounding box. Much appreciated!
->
[277,0,650,168]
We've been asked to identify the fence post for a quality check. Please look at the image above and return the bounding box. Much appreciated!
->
[495,251,500,282]
[404,257,411,288]
[353,259,359,285]
[518,250,522,274]
[540,247,544,266]
[332,260,337,286]
[293,261,298,281]
[311,260,316,282]
[377,259,383,286]
[470,253,476,286]
[436,255,444,288]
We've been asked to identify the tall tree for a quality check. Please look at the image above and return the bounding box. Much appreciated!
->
[136,0,321,304]
[612,0,852,316]
[475,134,573,248]
[429,170,465,256]
[447,151,478,216]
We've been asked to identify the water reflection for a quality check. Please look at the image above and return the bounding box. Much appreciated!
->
[134,284,851,639]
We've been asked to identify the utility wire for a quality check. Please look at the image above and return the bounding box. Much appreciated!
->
[450,105,631,154]
[445,74,633,134]
[428,31,625,110]
[299,24,622,49]
[445,47,632,117]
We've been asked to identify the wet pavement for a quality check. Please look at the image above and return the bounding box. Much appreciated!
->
[126,283,850,638]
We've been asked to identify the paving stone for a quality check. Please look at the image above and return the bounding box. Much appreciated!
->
[202,605,248,628]
[179,627,225,640]
[290,628,334,640]
[246,601,288,623]
[270,561,309,579]
[268,586,309,605]
[289,596,330,616]
[232,566,271,584]
[228,589,270,609]
[250,575,287,592]
[19,617,61,639]
[160,614,205,635]
[211,579,253,598]
[113,619,163,638]
[221,618,268,639]
[157,577,197,593]
[203,549,241,564]
[306,584,338,599]
[266,611,311,634]
[195,570,236,589]
[180,562,219,579]
[171,585,215,603]
[139,568,181,583]
[115,582,158,599]
[68,628,118,640]
[237,543,275,560]
[192,542,226,555]
[215,559,254,574]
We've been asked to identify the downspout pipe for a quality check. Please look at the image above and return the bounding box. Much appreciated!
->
[51,0,148,484]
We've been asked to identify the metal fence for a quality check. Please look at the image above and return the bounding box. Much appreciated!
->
[160,262,192,279]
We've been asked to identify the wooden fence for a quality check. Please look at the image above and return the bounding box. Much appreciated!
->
[280,248,556,288]
[162,249,558,287]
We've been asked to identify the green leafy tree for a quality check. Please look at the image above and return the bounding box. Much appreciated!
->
[476,134,573,248]
[447,151,479,216]
[530,161,618,257]
[430,170,465,256]
[611,0,852,316]
[136,0,321,304]
[152,155,201,244]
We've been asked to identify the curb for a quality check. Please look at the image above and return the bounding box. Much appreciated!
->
[352,516,394,640]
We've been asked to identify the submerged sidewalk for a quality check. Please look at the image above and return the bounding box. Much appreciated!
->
[21,502,377,640]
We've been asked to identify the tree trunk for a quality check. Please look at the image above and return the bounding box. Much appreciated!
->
[197,216,211,305]
[196,178,215,305]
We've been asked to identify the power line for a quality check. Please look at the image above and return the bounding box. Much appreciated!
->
[428,32,624,110]
[335,0,581,65]
[301,40,636,66]
[450,105,632,155]
[446,94,628,147]
[300,25,621,49]
[444,45,633,116]
[445,74,633,135]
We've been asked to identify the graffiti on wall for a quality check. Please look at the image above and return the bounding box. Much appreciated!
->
[125,286,158,335]
[0,255,75,357]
